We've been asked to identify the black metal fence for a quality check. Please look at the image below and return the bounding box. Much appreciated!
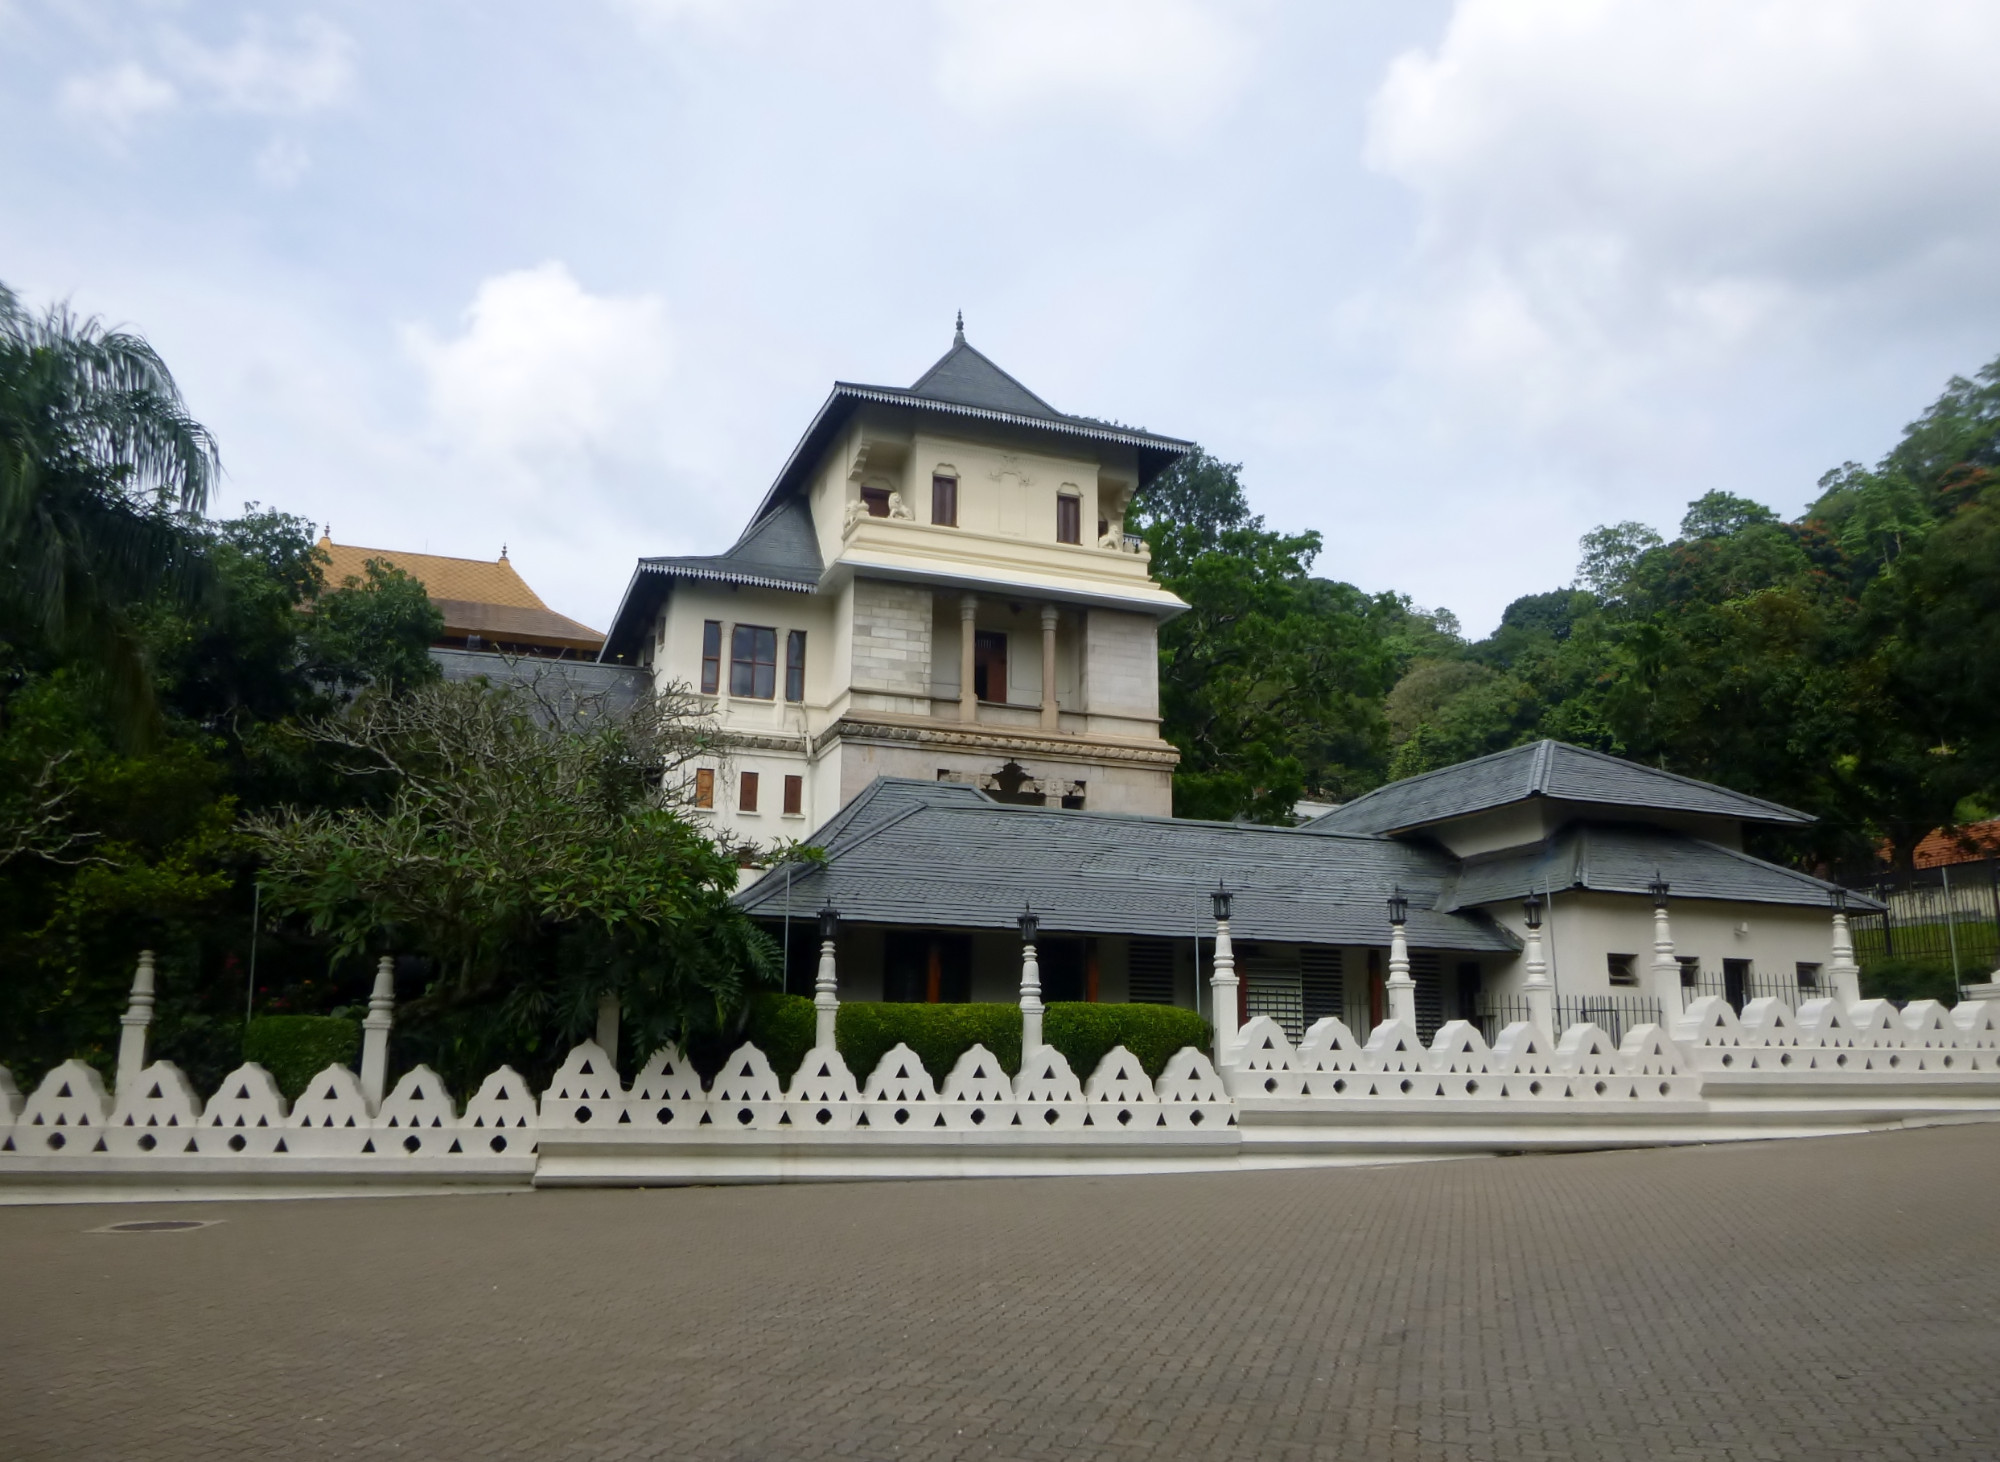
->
[1475,994,1663,1046]
[1845,858,2000,982]
[1682,967,1824,1013]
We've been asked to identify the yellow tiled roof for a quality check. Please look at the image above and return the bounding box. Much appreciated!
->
[316,537,605,650]
[318,537,550,610]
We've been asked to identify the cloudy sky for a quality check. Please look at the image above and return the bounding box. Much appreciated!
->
[7,1,2000,636]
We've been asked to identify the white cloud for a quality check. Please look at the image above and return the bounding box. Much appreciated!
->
[1360,0,2000,431]
[934,0,1252,137]
[59,61,177,135]
[402,263,673,496]
[253,135,310,188]
[159,15,355,116]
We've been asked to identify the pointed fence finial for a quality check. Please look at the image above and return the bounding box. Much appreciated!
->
[955,309,964,340]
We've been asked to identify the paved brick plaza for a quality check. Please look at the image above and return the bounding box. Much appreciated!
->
[4,1125,1998,1461]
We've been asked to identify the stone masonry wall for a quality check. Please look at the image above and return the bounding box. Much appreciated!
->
[1084,609,1159,721]
[850,579,933,706]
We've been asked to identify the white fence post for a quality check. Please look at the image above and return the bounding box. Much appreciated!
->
[1829,890,1862,1006]
[1650,878,1684,1023]
[1019,907,1044,1054]
[1209,886,1239,1062]
[1385,891,1417,1026]
[360,955,395,1113]
[116,949,156,1096]
[1522,895,1555,1036]
[814,904,840,1050]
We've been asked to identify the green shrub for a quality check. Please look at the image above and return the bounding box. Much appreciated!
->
[836,1002,1025,1083]
[1045,1003,1210,1081]
[828,1001,1209,1086]
[743,992,817,1084]
[1860,957,1964,1006]
[243,1015,361,1101]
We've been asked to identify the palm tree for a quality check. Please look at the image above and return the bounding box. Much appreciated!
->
[0,282,219,730]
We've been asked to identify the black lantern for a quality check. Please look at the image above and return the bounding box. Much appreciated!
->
[1649,873,1670,910]
[1386,886,1409,927]
[1211,882,1232,922]
[1018,904,1039,944]
[1830,887,1847,914]
[1523,893,1543,931]
[818,902,840,942]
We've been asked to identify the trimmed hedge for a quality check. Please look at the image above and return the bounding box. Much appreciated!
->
[243,1015,361,1101]
[1860,957,1965,1006]
[836,1002,1025,1085]
[744,992,818,1085]
[1044,1003,1210,1081]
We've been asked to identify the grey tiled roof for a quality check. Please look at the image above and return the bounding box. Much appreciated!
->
[1442,822,1884,913]
[907,334,1067,419]
[737,779,1521,953]
[1305,740,1813,836]
[600,497,823,662]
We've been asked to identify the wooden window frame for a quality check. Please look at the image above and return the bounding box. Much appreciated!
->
[700,620,722,695]
[730,624,778,699]
[973,630,1008,704]
[739,770,760,813]
[782,774,803,816]
[785,630,806,703]
[932,474,958,527]
[693,767,715,809]
[1056,493,1081,545]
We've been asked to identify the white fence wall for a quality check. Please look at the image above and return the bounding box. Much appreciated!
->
[5,990,2000,1194]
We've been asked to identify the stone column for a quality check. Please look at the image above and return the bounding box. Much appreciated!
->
[1650,883,1684,1023]
[116,949,157,1096]
[1209,894,1240,1061]
[1828,893,1862,1006]
[815,908,840,1050]
[1040,604,1060,731]
[1521,897,1554,1036]
[360,954,395,1113]
[595,993,620,1063]
[959,594,979,723]
[1019,914,1044,1054]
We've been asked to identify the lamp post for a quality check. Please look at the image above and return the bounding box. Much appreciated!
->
[1209,883,1239,1062]
[815,903,841,1050]
[1649,874,1683,1024]
[1521,894,1554,1036]
[1384,888,1417,1026]
[1827,887,1861,1006]
[1018,904,1044,1053]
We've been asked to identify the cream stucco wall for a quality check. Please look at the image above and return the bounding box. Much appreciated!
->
[1480,891,1842,1002]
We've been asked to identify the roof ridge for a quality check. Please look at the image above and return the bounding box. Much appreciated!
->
[1552,742,1811,822]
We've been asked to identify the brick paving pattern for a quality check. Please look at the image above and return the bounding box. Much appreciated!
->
[4,1124,1999,1460]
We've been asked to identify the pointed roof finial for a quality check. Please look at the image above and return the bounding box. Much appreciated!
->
[500,542,509,560]
[954,309,964,341]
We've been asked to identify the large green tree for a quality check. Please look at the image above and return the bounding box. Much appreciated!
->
[0,285,217,730]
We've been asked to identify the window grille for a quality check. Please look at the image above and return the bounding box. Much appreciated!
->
[1127,940,1175,1005]
[1300,947,1344,1024]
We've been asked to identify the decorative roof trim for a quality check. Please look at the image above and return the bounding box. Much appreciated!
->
[829,383,1196,454]
[634,560,819,594]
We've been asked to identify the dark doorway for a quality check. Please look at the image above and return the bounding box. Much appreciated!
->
[1455,961,1483,1022]
[884,932,973,1003]
[1039,938,1086,1003]
[974,631,1008,702]
[1723,958,1752,1012]
[1368,947,1384,1029]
